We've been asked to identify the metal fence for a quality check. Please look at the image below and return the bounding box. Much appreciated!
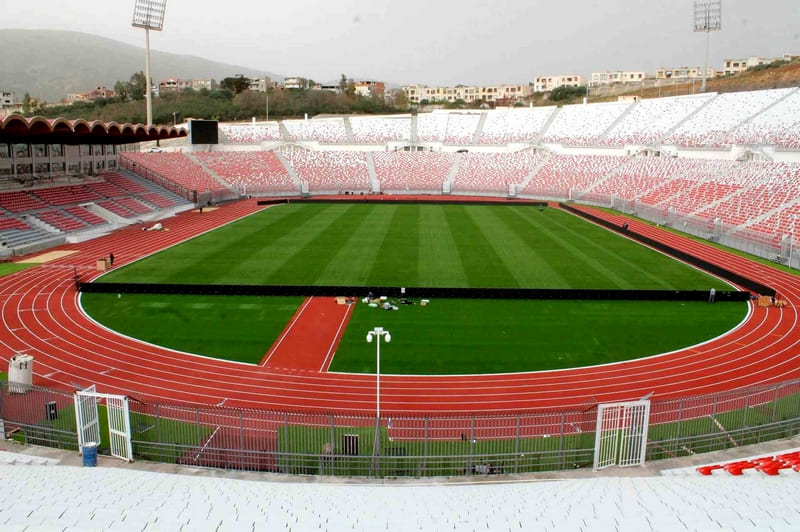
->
[2,379,799,477]
[568,193,796,268]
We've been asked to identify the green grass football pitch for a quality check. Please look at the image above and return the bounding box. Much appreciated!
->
[97,203,732,289]
[83,203,745,373]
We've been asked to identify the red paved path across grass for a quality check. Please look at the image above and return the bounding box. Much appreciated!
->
[0,198,798,415]
[261,296,354,372]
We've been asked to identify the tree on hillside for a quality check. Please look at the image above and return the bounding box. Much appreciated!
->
[220,76,250,94]
[22,93,32,115]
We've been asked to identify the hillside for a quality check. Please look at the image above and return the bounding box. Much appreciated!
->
[0,29,282,102]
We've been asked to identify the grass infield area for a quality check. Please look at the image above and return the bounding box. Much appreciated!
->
[82,203,746,373]
[0,263,33,277]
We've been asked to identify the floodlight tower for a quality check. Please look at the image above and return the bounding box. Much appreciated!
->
[693,0,722,93]
[132,0,168,126]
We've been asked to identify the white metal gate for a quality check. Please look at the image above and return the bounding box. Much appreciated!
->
[75,388,133,462]
[593,400,650,471]
[74,385,100,452]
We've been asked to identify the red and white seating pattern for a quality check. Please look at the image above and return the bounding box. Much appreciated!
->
[695,450,800,476]
[522,154,627,197]
[444,113,481,144]
[283,119,347,143]
[602,94,714,147]
[195,152,296,193]
[140,192,177,209]
[289,151,370,191]
[123,153,224,192]
[664,89,793,147]
[417,113,448,142]
[541,102,632,146]
[350,117,411,143]
[452,151,545,193]
[373,152,455,192]
[478,107,555,144]
[729,89,800,147]
[588,157,689,201]
[220,123,282,144]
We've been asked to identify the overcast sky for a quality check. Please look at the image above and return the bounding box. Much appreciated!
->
[2,0,798,85]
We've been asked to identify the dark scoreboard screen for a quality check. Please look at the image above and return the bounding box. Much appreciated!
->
[189,120,219,144]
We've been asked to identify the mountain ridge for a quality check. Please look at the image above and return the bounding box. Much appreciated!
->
[0,29,283,102]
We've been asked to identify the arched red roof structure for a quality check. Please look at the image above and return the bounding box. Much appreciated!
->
[0,114,187,144]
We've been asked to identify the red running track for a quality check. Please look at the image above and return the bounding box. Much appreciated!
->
[1,199,798,415]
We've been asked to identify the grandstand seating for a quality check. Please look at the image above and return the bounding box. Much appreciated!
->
[541,102,632,145]
[123,152,225,192]
[35,209,87,232]
[373,152,455,192]
[417,113,448,142]
[101,172,151,194]
[729,89,800,147]
[2,459,799,532]
[522,154,627,198]
[602,94,714,147]
[195,151,297,194]
[694,450,800,476]
[478,107,555,144]
[63,206,106,227]
[289,151,371,192]
[664,88,794,147]
[444,113,481,144]
[140,192,177,209]
[0,216,30,231]
[220,123,282,144]
[0,191,47,213]
[32,185,101,206]
[350,116,411,143]
[84,180,128,198]
[451,151,545,193]
[283,119,347,143]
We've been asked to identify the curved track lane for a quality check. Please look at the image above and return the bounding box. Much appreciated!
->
[1,200,798,414]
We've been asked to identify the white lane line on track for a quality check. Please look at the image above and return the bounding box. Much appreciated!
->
[319,302,355,373]
[261,296,314,367]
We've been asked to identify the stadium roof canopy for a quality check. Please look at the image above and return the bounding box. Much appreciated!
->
[0,115,187,145]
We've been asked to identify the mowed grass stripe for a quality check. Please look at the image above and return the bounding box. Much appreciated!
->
[268,204,371,284]
[468,206,567,287]
[100,204,732,289]
[417,205,469,287]
[316,204,396,285]
[368,205,421,286]
[524,209,681,289]
[446,205,519,288]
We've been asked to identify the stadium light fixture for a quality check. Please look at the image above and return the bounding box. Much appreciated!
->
[132,0,168,127]
[366,327,391,422]
[693,0,722,93]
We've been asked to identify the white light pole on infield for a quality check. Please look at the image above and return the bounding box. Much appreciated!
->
[366,327,391,422]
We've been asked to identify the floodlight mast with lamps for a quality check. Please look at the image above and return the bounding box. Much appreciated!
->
[693,0,722,93]
[366,327,391,422]
[132,0,168,127]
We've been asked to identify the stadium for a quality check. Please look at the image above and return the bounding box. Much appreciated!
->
[2,4,800,531]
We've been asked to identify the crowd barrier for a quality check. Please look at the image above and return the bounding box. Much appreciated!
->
[2,378,798,478]
[78,281,750,302]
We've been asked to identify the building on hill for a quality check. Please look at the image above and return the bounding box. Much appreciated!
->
[354,80,385,100]
[533,74,586,93]
[65,86,116,104]
[1,90,15,109]
[656,66,717,80]
[723,53,794,76]
[159,78,217,94]
[590,70,648,86]
[402,83,531,104]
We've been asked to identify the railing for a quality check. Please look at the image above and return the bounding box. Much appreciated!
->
[117,155,196,204]
[2,378,798,477]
